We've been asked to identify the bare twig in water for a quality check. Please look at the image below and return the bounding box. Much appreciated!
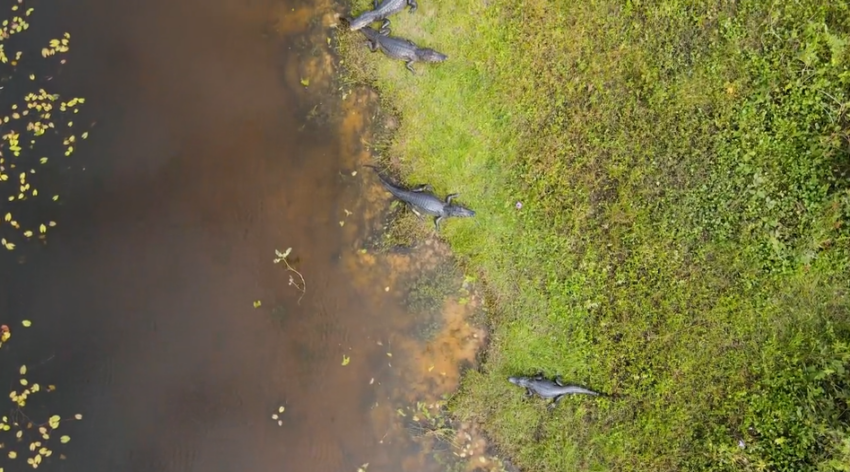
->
[274,248,306,304]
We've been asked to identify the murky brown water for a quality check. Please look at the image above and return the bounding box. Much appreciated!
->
[0,0,502,471]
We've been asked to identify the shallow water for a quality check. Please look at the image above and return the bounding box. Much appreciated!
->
[0,0,500,471]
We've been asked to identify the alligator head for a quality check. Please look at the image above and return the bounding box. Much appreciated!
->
[508,376,530,387]
[446,205,475,218]
[347,12,377,31]
[416,47,448,63]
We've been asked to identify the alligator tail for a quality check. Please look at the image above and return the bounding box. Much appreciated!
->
[363,164,396,191]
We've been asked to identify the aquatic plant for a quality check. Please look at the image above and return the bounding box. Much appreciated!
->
[1,322,83,469]
[0,2,88,469]
[274,247,306,304]
[0,0,90,251]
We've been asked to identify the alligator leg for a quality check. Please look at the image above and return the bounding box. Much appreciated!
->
[366,40,379,52]
[381,18,391,30]
[524,388,534,399]
[408,0,418,13]
[378,24,391,36]
[554,375,564,387]
[411,184,434,193]
[533,371,545,380]
[405,60,416,74]
[373,0,380,8]
[547,396,563,410]
[445,193,458,204]
[434,216,443,231]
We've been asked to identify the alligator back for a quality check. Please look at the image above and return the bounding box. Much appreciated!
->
[374,0,407,16]
[348,0,407,30]
[367,166,446,216]
[376,36,419,61]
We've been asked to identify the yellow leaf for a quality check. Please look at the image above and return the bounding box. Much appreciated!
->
[8,451,16,459]
[341,354,350,366]
[24,230,33,237]
[49,221,56,227]
[252,300,261,308]
[74,414,82,420]
[3,213,10,221]
[20,379,27,386]
[39,157,47,164]
[52,195,59,201]
[20,365,26,375]
[22,320,32,327]
[48,415,60,429]
[81,132,88,139]
[60,436,70,444]
[39,224,46,233]
[300,78,309,86]
[278,406,285,413]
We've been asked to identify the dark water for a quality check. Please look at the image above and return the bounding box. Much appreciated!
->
[0,0,492,471]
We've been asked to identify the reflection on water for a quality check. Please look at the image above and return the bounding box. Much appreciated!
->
[0,0,507,470]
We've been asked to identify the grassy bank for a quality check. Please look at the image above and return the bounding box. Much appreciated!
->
[337,1,850,470]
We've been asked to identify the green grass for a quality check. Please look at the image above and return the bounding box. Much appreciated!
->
[337,0,850,470]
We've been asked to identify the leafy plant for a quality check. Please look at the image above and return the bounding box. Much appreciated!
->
[1,0,90,251]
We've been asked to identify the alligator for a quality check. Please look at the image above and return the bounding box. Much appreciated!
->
[356,25,447,74]
[508,373,602,409]
[365,165,475,231]
[346,0,418,32]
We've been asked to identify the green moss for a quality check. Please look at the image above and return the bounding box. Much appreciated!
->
[338,0,850,470]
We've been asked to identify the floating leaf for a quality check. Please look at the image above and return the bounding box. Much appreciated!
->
[20,365,26,375]
[278,406,285,413]
[49,415,60,429]
[60,435,70,444]
[341,354,350,366]
[300,78,310,86]
[22,320,32,327]
[271,414,279,420]
[252,300,262,308]
[8,451,17,459]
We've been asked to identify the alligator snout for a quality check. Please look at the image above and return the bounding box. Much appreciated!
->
[507,376,522,385]
[420,48,448,63]
[347,14,374,31]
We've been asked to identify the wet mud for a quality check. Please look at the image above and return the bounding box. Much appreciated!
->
[0,0,507,470]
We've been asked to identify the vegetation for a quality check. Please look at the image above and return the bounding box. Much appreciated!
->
[337,0,850,470]
[1,2,87,469]
[1,0,88,251]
